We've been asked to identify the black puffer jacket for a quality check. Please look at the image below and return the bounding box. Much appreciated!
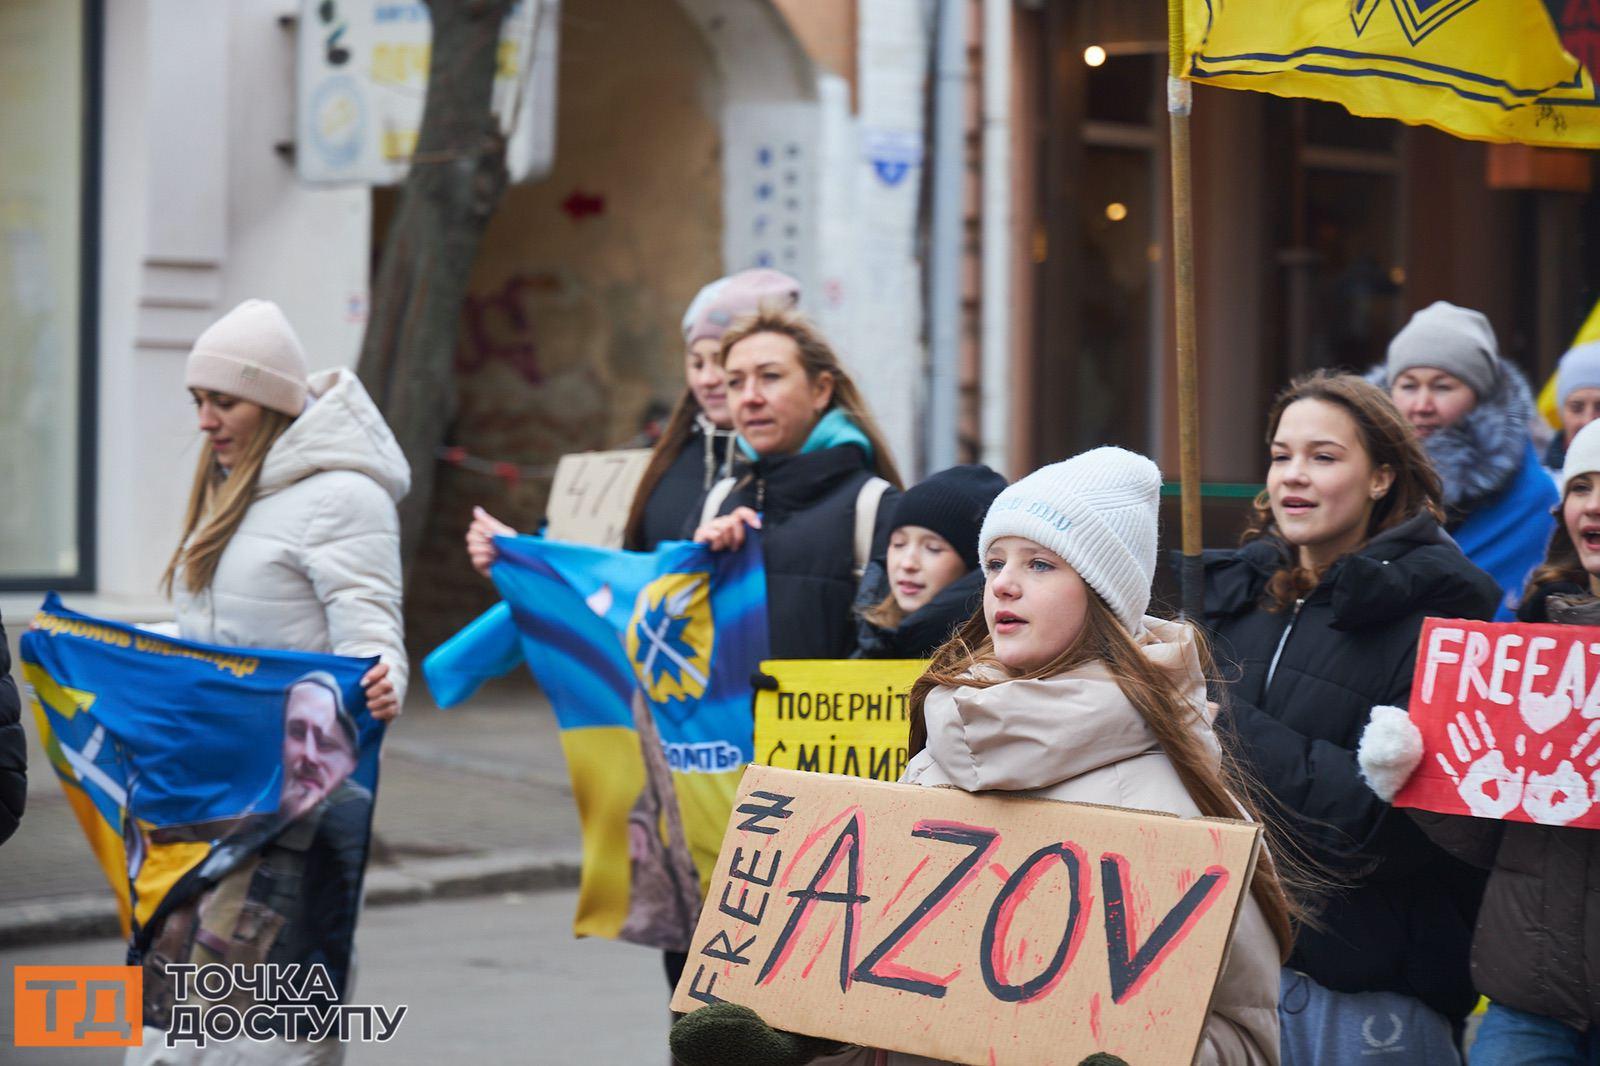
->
[851,565,982,659]
[711,444,897,659]
[631,416,741,551]
[1404,583,1600,1032]
[1200,513,1500,1021]
[1,610,26,847]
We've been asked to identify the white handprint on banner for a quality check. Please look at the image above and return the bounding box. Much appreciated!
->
[1518,687,1573,735]
[1521,721,1600,825]
[1435,709,1525,819]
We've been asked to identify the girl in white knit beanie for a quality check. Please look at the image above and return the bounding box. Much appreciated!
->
[672,448,1294,1066]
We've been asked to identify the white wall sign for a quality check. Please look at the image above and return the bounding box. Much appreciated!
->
[295,0,559,186]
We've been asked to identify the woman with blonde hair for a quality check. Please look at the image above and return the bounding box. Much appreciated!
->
[464,270,801,567]
[132,298,408,1065]
[692,308,903,658]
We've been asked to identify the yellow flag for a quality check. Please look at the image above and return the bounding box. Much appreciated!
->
[1181,0,1600,148]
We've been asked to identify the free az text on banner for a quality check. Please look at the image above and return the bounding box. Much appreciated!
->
[423,535,770,951]
[1396,617,1600,828]
[1180,0,1599,148]
[20,594,384,1032]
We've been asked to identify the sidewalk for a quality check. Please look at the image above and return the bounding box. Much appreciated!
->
[0,671,583,946]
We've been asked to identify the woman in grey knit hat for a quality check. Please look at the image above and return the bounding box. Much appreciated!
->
[1371,300,1557,619]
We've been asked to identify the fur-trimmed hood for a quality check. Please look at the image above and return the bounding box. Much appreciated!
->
[1365,359,1539,514]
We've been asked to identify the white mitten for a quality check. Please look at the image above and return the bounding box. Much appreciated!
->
[1357,705,1424,802]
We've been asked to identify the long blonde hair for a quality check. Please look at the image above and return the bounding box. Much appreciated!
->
[716,308,904,489]
[161,408,295,596]
[909,596,1298,960]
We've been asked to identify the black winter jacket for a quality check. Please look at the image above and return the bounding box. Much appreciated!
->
[711,444,897,660]
[631,417,741,551]
[0,611,26,847]
[1200,513,1500,1020]
[1404,583,1600,1032]
[851,564,982,659]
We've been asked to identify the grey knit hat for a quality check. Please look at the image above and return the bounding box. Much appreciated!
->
[1385,301,1501,400]
[1558,340,1600,408]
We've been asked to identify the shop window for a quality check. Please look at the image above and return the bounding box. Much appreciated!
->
[1269,98,1405,380]
[0,0,96,587]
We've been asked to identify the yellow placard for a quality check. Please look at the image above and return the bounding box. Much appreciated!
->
[753,659,926,782]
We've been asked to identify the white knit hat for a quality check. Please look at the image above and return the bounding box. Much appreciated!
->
[1562,418,1600,494]
[185,299,310,416]
[977,447,1162,631]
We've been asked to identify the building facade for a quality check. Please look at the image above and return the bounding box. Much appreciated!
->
[3,0,1595,641]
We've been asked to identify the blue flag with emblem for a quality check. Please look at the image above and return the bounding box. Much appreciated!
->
[20,594,383,1029]
[423,535,769,950]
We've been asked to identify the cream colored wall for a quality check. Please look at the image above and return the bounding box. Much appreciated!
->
[94,0,370,612]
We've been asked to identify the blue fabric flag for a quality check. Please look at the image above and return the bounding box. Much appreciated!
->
[20,594,382,1027]
[424,536,770,949]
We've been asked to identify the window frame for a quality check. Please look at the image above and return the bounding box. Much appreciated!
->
[0,0,102,593]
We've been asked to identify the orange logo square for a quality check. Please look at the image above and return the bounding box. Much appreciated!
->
[12,966,143,1047]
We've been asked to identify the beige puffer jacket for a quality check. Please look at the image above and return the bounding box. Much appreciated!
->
[818,616,1282,1066]
[173,367,410,705]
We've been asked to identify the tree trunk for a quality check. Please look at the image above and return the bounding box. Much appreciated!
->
[358,0,514,572]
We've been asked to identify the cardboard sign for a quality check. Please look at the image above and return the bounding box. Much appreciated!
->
[671,766,1261,1065]
[1397,618,1600,828]
[543,449,652,548]
[754,659,926,782]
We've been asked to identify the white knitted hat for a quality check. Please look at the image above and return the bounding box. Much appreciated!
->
[185,299,310,416]
[1562,418,1600,494]
[977,447,1162,631]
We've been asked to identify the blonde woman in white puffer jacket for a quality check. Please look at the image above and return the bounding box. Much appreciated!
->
[127,299,409,1066]
[161,299,409,714]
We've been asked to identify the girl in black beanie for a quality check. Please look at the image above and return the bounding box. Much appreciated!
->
[852,463,1008,657]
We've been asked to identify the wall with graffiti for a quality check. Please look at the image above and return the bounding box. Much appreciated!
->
[404,0,724,651]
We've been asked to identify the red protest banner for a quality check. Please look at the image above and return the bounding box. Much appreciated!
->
[1395,618,1600,828]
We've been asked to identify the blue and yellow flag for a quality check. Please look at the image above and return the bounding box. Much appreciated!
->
[1181,0,1599,147]
[423,536,769,950]
[20,595,383,1024]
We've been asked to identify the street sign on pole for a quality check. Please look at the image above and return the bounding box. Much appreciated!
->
[295,0,559,186]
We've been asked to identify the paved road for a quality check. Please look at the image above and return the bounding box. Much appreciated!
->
[1,890,672,1064]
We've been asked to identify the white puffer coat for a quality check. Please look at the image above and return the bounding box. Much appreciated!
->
[173,367,410,705]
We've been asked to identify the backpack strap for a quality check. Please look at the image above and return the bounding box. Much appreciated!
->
[853,477,892,579]
[700,476,738,529]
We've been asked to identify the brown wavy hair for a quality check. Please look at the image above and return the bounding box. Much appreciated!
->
[1242,371,1444,611]
[716,308,904,489]
[622,387,708,551]
[161,405,296,596]
[1529,479,1587,593]
[908,596,1296,960]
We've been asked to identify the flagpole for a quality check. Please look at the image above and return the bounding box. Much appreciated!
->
[1168,0,1204,619]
